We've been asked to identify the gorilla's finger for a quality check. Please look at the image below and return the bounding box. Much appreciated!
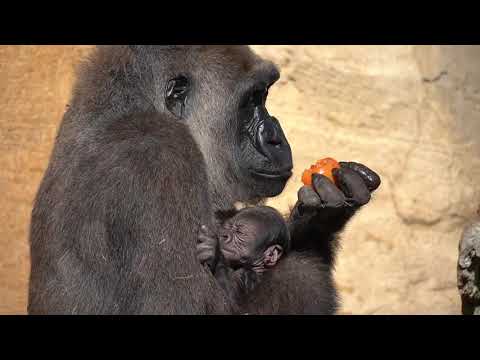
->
[196,248,208,259]
[333,167,371,206]
[339,162,381,191]
[311,174,345,209]
[197,249,215,263]
[200,224,213,235]
[198,225,216,240]
[196,241,215,255]
[297,186,322,209]
[196,241,212,250]
[197,232,216,246]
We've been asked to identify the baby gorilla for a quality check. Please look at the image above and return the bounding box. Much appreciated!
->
[197,206,290,308]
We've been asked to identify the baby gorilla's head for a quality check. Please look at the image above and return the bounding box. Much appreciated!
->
[218,206,290,272]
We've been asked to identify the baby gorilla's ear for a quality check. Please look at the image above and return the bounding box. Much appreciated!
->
[263,245,284,268]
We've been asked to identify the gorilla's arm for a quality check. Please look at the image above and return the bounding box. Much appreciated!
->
[195,221,339,315]
[28,111,233,315]
[240,251,338,314]
[287,162,381,266]
[196,224,261,307]
[100,114,233,314]
[212,260,260,308]
[242,162,380,314]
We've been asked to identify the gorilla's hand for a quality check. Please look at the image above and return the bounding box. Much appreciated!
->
[197,225,220,272]
[298,162,380,215]
[289,162,380,253]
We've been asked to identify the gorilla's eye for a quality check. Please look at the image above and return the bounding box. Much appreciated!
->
[165,76,190,119]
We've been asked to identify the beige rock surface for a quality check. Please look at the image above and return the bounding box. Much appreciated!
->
[2,45,479,314]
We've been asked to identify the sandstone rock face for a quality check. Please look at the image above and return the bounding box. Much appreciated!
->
[1,45,479,314]
[0,46,92,314]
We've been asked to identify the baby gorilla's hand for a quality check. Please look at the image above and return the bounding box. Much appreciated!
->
[196,225,219,272]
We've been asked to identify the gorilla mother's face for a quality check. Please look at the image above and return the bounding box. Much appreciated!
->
[234,62,293,197]
[163,46,293,200]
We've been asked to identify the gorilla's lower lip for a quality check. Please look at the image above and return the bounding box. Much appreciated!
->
[250,169,293,179]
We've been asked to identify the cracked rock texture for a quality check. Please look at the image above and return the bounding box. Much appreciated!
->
[457,216,480,314]
[1,45,479,314]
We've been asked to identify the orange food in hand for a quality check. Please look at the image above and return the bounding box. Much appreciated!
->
[301,157,340,186]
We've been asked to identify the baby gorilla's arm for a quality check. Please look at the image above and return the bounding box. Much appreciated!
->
[215,261,259,305]
[197,206,289,308]
[196,225,220,271]
[197,225,255,304]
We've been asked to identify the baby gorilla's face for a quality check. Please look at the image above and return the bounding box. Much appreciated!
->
[218,213,284,272]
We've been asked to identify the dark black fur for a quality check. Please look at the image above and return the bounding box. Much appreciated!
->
[28,45,380,314]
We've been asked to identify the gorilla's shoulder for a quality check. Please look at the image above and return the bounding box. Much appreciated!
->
[95,112,205,180]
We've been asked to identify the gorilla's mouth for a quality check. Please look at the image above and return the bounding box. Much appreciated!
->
[250,168,293,180]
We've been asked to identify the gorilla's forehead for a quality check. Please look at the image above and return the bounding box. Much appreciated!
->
[212,46,279,81]
[184,45,280,85]
[130,45,280,87]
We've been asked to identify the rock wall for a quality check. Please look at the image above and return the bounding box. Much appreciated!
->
[0,46,92,314]
[2,45,479,314]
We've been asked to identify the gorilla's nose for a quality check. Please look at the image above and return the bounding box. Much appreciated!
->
[259,117,287,150]
[264,123,282,147]
[257,117,292,167]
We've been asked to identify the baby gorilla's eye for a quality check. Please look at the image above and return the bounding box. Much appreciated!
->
[221,234,231,243]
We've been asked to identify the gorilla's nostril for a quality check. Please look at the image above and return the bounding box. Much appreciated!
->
[266,132,282,147]
[268,138,282,147]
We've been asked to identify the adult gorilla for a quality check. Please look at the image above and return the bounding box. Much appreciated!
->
[28,46,380,314]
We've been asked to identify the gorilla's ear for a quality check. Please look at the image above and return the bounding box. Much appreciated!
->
[165,75,190,119]
[264,245,283,268]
